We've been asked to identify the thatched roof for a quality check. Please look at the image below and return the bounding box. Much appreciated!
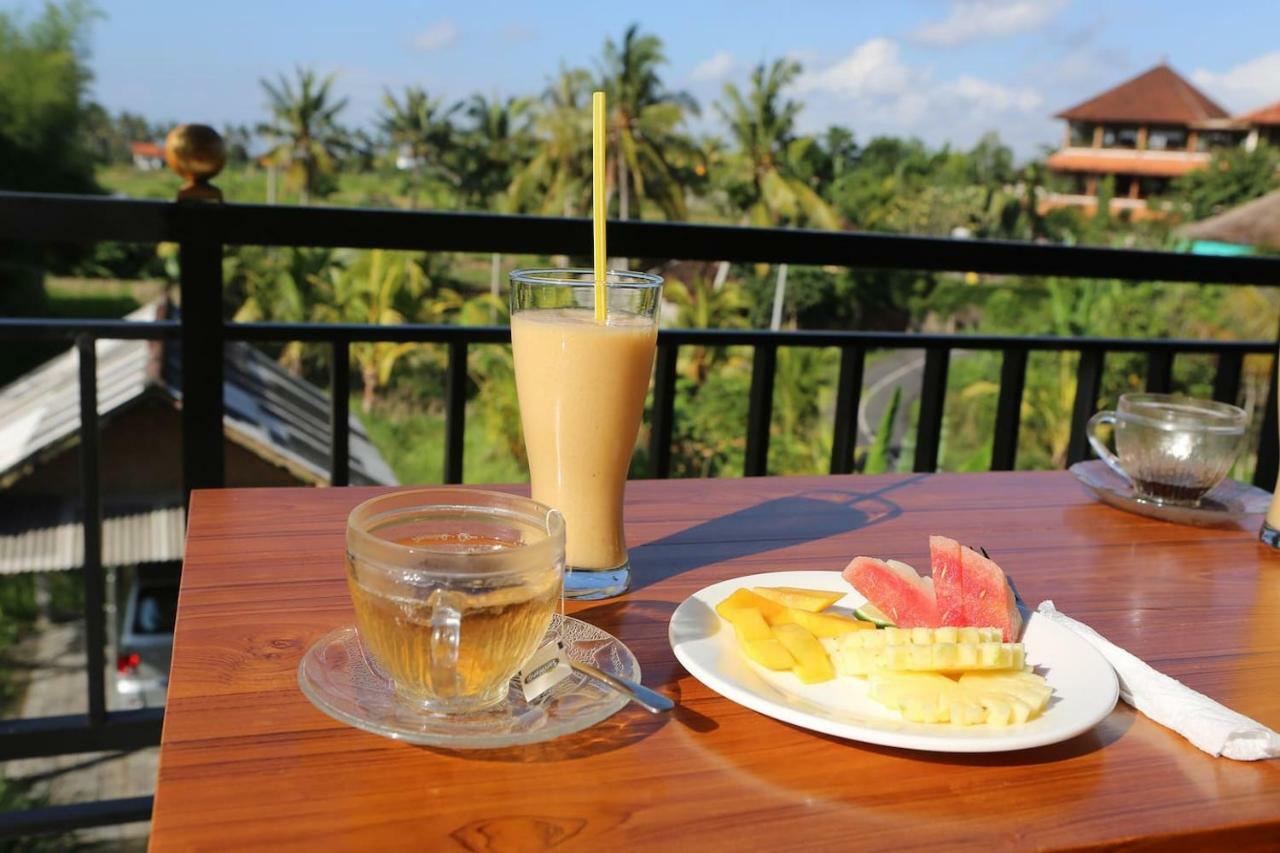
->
[1179,190,1280,249]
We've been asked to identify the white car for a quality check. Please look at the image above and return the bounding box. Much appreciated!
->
[115,566,179,708]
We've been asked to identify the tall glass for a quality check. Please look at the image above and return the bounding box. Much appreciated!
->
[510,268,662,599]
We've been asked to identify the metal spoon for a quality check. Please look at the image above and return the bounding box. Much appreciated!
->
[569,659,674,714]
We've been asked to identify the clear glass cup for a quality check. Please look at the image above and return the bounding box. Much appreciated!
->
[1087,392,1247,507]
[345,488,565,714]
[509,268,662,600]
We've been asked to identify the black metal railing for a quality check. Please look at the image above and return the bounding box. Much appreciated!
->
[2,189,1280,838]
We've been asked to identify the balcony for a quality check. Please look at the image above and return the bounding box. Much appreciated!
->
[2,188,1280,840]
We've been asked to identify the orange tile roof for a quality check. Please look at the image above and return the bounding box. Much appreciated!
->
[1046,150,1210,178]
[1238,100,1280,126]
[131,141,164,158]
[1055,64,1229,125]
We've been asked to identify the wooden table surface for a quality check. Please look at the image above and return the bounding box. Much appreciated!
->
[151,472,1280,851]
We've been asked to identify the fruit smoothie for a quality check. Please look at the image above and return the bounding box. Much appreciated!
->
[511,307,657,569]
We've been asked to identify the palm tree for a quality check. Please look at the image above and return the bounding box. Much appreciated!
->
[599,24,699,221]
[507,66,595,218]
[456,94,534,300]
[310,250,460,412]
[257,67,349,204]
[379,86,459,207]
[715,59,840,328]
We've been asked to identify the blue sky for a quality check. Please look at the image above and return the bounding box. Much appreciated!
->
[30,0,1280,157]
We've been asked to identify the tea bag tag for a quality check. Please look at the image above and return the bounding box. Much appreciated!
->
[518,640,573,702]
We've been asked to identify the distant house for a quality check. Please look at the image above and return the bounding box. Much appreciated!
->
[1043,63,1280,219]
[0,301,396,575]
[1239,101,1280,151]
[130,142,166,171]
[1043,64,1238,218]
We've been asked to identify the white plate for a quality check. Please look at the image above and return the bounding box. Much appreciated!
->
[669,571,1119,753]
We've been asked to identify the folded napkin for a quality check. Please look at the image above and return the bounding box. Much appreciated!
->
[1036,601,1280,761]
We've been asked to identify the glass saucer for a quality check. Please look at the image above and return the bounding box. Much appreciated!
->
[1070,459,1270,527]
[298,614,639,749]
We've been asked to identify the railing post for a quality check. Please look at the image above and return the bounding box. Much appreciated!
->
[171,125,227,500]
[744,343,777,476]
[329,340,350,486]
[913,346,950,472]
[830,346,865,474]
[991,348,1028,471]
[444,341,468,484]
[1254,353,1279,491]
[1067,348,1105,465]
[77,336,106,727]
[648,341,678,479]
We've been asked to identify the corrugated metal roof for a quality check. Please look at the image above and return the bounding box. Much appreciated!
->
[0,506,185,574]
[0,301,397,487]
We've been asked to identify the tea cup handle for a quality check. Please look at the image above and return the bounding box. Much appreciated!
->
[429,591,462,696]
[1087,411,1132,485]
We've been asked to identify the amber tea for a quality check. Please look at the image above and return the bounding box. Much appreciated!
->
[347,534,559,709]
[345,489,565,715]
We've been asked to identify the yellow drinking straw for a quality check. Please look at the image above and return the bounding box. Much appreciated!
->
[592,90,607,324]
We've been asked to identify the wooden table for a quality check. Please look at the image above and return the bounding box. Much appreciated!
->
[151,472,1280,850]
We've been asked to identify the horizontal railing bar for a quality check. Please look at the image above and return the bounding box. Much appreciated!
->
[4,191,1280,284]
[0,318,180,340]
[0,796,152,840]
[221,321,1274,355]
[0,709,163,761]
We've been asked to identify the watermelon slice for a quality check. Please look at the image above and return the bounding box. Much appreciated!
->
[842,557,939,628]
[930,535,965,627]
[958,545,1023,642]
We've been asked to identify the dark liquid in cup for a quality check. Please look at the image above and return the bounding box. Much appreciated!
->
[1131,474,1209,504]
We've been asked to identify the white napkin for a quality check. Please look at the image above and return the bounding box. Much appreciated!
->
[1037,600,1280,761]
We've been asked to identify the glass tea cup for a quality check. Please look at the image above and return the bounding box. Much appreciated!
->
[1086,393,1247,507]
[345,489,564,715]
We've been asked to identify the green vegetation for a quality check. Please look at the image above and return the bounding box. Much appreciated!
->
[3,4,1280,485]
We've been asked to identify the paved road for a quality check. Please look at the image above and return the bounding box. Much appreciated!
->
[3,620,155,849]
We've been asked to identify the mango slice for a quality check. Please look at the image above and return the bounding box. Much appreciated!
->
[726,607,772,642]
[772,623,835,684]
[772,608,873,638]
[751,586,845,613]
[742,638,796,670]
[716,588,786,622]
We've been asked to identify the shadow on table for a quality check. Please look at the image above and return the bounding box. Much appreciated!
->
[627,476,926,592]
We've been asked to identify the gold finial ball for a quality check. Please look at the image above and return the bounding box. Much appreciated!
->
[165,124,226,184]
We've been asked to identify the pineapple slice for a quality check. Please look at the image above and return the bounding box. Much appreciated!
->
[831,642,1024,676]
[868,670,1054,727]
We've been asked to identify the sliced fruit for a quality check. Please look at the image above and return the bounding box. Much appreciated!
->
[771,623,835,684]
[930,535,965,628]
[832,641,1024,676]
[842,557,939,628]
[771,608,873,637]
[741,638,796,670]
[715,588,786,623]
[958,546,1023,642]
[868,670,1053,726]
[726,607,772,642]
[750,586,844,612]
[852,601,895,627]
[833,626,1003,649]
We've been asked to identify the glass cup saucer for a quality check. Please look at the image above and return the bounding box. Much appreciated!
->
[1069,459,1270,527]
[298,614,639,749]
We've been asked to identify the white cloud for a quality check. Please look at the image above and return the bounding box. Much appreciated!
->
[412,19,459,53]
[794,37,1049,155]
[796,37,918,99]
[914,0,1069,47]
[690,51,735,82]
[1193,51,1280,113]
